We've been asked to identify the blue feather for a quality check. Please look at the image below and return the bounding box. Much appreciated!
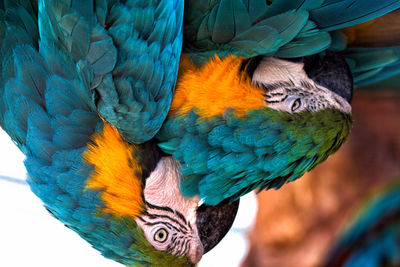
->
[310,0,400,31]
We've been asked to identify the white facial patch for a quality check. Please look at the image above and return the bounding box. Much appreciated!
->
[252,57,352,114]
[142,157,199,220]
[134,157,203,264]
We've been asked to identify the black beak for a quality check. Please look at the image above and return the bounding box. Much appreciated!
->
[196,199,240,254]
[302,51,354,103]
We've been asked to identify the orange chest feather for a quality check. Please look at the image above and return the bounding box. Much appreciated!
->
[169,55,266,118]
[83,123,144,217]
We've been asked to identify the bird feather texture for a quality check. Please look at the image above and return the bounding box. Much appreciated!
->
[0,0,193,266]
[183,0,400,84]
[157,55,352,205]
[1,0,400,265]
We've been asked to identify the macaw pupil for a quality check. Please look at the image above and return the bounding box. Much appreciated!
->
[291,98,302,111]
[155,228,168,243]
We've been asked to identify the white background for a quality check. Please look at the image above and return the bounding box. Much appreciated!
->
[0,128,257,267]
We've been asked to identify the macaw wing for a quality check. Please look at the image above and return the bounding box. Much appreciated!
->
[0,1,192,265]
[0,0,38,143]
[0,1,112,260]
[183,0,400,64]
[97,0,184,144]
[341,46,400,86]
[38,0,184,145]
[184,0,325,64]
[0,0,115,261]
[334,10,400,86]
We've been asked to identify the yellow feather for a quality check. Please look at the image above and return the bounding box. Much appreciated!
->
[83,123,144,217]
[170,55,265,118]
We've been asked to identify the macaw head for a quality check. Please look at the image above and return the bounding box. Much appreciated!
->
[248,51,353,115]
[82,123,239,266]
[171,51,352,119]
[161,51,353,205]
[134,156,239,264]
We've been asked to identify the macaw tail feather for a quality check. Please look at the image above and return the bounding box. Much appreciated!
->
[183,0,400,64]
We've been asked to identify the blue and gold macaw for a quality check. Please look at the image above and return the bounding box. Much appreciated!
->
[1,0,400,266]
[324,180,400,267]
[158,0,400,205]
[0,0,238,266]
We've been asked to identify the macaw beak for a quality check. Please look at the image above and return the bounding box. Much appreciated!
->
[302,51,354,103]
[196,199,240,254]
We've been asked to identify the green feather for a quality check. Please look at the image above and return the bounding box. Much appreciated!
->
[158,108,352,205]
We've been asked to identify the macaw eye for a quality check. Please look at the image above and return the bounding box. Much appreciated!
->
[154,228,168,243]
[291,98,302,111]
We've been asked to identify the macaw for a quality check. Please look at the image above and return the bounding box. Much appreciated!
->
[157,0,400,205]
[0,0,238,266]
[324,180,400,267]
[2,0,400,266]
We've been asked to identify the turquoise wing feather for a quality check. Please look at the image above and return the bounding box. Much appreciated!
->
[324,180,400,267]
[39,0,183,145]
[0,0,38,137]
[183,0,400,64]
[96,0,183,144]
[0,1,191,266]
[342,46,400,86]
[183,0,400,85]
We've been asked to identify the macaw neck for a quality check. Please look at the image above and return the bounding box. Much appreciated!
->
[83,123,144,218]
[169,55,266,118]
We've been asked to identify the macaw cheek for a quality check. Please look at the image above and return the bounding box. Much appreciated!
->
[195,199,240,254]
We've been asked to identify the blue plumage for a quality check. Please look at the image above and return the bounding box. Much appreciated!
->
[101,0,183,144]
[184,0,400,84]
[344,46,400,85]
[158,109,351,204]
[0,1,197,266]
[1,0,400,265]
